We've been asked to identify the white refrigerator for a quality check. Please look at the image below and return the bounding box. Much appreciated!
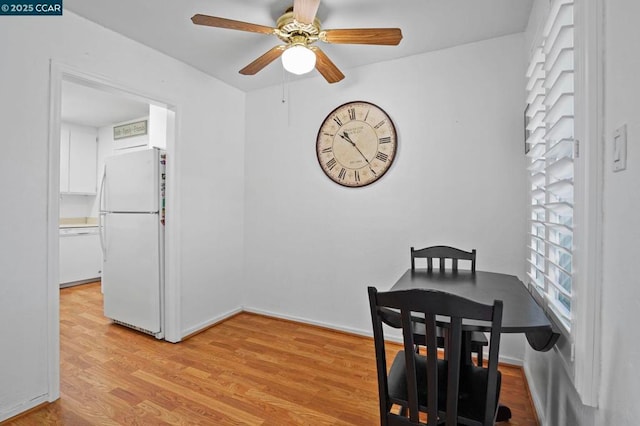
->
[99,148,166,339]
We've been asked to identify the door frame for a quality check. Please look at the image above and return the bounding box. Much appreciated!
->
[47,61,182,401]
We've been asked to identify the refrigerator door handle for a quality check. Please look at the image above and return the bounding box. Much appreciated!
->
[99,213,107,261]
[99,166,106,213]
[99,168,107,260]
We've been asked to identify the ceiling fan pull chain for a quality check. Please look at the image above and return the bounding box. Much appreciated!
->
[281,64,287,104]
[281,64,291,107]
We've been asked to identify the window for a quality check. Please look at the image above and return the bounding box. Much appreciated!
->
[526,0,575,332]
[525,0,602,407]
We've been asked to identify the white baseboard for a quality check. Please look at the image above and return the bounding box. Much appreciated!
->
[0,393,50,423]
[241,306,373,338]
[524,362,546,425]
[496,353,524,367]
[180,307,243,340]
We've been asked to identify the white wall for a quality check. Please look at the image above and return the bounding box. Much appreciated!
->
[243,34,528,362]
[599,0,640,422]
[149,105,168,150]
[524,0,640,424]
[0,11,245,420]
[60,194,95,218]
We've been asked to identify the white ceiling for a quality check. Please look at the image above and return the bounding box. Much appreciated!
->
[65,0,534,93]
[61,80,150,128]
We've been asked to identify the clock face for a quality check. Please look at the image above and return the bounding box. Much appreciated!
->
[316,101,397,187]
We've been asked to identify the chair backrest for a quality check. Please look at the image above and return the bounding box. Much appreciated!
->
[411,245,476,272]
[368,287,502,426]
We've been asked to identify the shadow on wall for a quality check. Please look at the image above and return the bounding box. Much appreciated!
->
[548,357,597,425]
[527,335,598,426]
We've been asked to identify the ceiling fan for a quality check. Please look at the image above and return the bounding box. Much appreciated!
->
[191,0,403,84]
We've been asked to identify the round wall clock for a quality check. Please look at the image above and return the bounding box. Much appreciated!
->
[316,101,397,187]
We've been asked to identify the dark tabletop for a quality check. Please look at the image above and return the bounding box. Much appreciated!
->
[390,268,560,351]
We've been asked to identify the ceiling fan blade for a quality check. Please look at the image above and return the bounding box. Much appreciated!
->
[239,46,285,75]
[191,14,275,35]
[322,28,403,45]
[293,0,321,24]
[312,48,345,84]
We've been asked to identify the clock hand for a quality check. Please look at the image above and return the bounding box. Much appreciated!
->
[341,131,377,175]
[338,132,356,146]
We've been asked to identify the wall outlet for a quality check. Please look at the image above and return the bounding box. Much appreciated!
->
[613,124,627,172]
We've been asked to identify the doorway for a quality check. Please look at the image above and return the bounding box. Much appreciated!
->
[47,63,180,401]
[59,80,150,290]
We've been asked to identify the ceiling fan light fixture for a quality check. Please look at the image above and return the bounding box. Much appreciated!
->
[281,45,316,75]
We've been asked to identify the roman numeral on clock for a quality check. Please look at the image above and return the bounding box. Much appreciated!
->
[379,136,391,144]
[321,147,332,154]
[338,168,346,180]
[348,108,356,121]
[325,158,337,171]
[354,170,360,182]
[374,119,386,129]
[375,152,389,162]
[333,116,342,127]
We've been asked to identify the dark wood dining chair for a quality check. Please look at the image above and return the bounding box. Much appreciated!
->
[411,245,488,366]
[368,286,503,426]
[411,245,477,272]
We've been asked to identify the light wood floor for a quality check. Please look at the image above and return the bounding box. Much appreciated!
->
[5,282,538,425]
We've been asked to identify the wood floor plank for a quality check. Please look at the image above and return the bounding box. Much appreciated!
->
[2,282,539,425]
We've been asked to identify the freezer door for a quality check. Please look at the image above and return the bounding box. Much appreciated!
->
[104,148,159,212]
[102,213,161,334]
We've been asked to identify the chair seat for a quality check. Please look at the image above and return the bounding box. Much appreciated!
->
[388,351,501,424]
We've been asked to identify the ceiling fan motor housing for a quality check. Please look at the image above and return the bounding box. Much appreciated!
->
[275,10,321,46]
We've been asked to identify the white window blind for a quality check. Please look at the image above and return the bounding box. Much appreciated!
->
[526,0,574,332]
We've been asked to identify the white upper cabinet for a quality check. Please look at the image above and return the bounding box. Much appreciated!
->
[60,123,98,194]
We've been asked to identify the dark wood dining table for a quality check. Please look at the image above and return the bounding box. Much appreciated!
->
[390,268,560,351]
[389,268,561,421]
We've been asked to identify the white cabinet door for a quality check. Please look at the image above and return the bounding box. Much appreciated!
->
[60,123,98,194]
[69,127,98,193]
[59,230,102,285]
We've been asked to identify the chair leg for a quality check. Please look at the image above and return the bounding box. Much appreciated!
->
[476,349,483,367]
[496,404,512,422]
